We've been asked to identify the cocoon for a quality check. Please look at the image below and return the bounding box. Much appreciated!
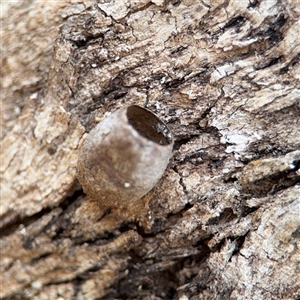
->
[77,105,173,207]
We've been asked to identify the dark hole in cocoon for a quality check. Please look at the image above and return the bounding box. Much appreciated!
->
[127,105,172,146]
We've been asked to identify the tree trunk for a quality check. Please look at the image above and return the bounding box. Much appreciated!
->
[1,1,299,299]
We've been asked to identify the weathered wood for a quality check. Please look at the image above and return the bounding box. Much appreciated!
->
[1,1,300,299]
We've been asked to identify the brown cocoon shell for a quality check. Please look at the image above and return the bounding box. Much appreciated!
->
[77,105,174,207]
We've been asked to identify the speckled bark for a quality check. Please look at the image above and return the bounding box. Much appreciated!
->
[1,1,300,299]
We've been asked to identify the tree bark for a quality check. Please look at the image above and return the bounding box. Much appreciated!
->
[1,1,300,299]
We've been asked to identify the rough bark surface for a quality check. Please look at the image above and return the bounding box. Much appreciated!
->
[1,1,300,299]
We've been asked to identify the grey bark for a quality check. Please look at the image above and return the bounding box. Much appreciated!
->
[1,1,300,299]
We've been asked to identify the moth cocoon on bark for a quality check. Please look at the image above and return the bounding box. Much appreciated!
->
[77,105,173,207]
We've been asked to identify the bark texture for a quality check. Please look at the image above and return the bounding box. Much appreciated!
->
[1,0,300,299]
